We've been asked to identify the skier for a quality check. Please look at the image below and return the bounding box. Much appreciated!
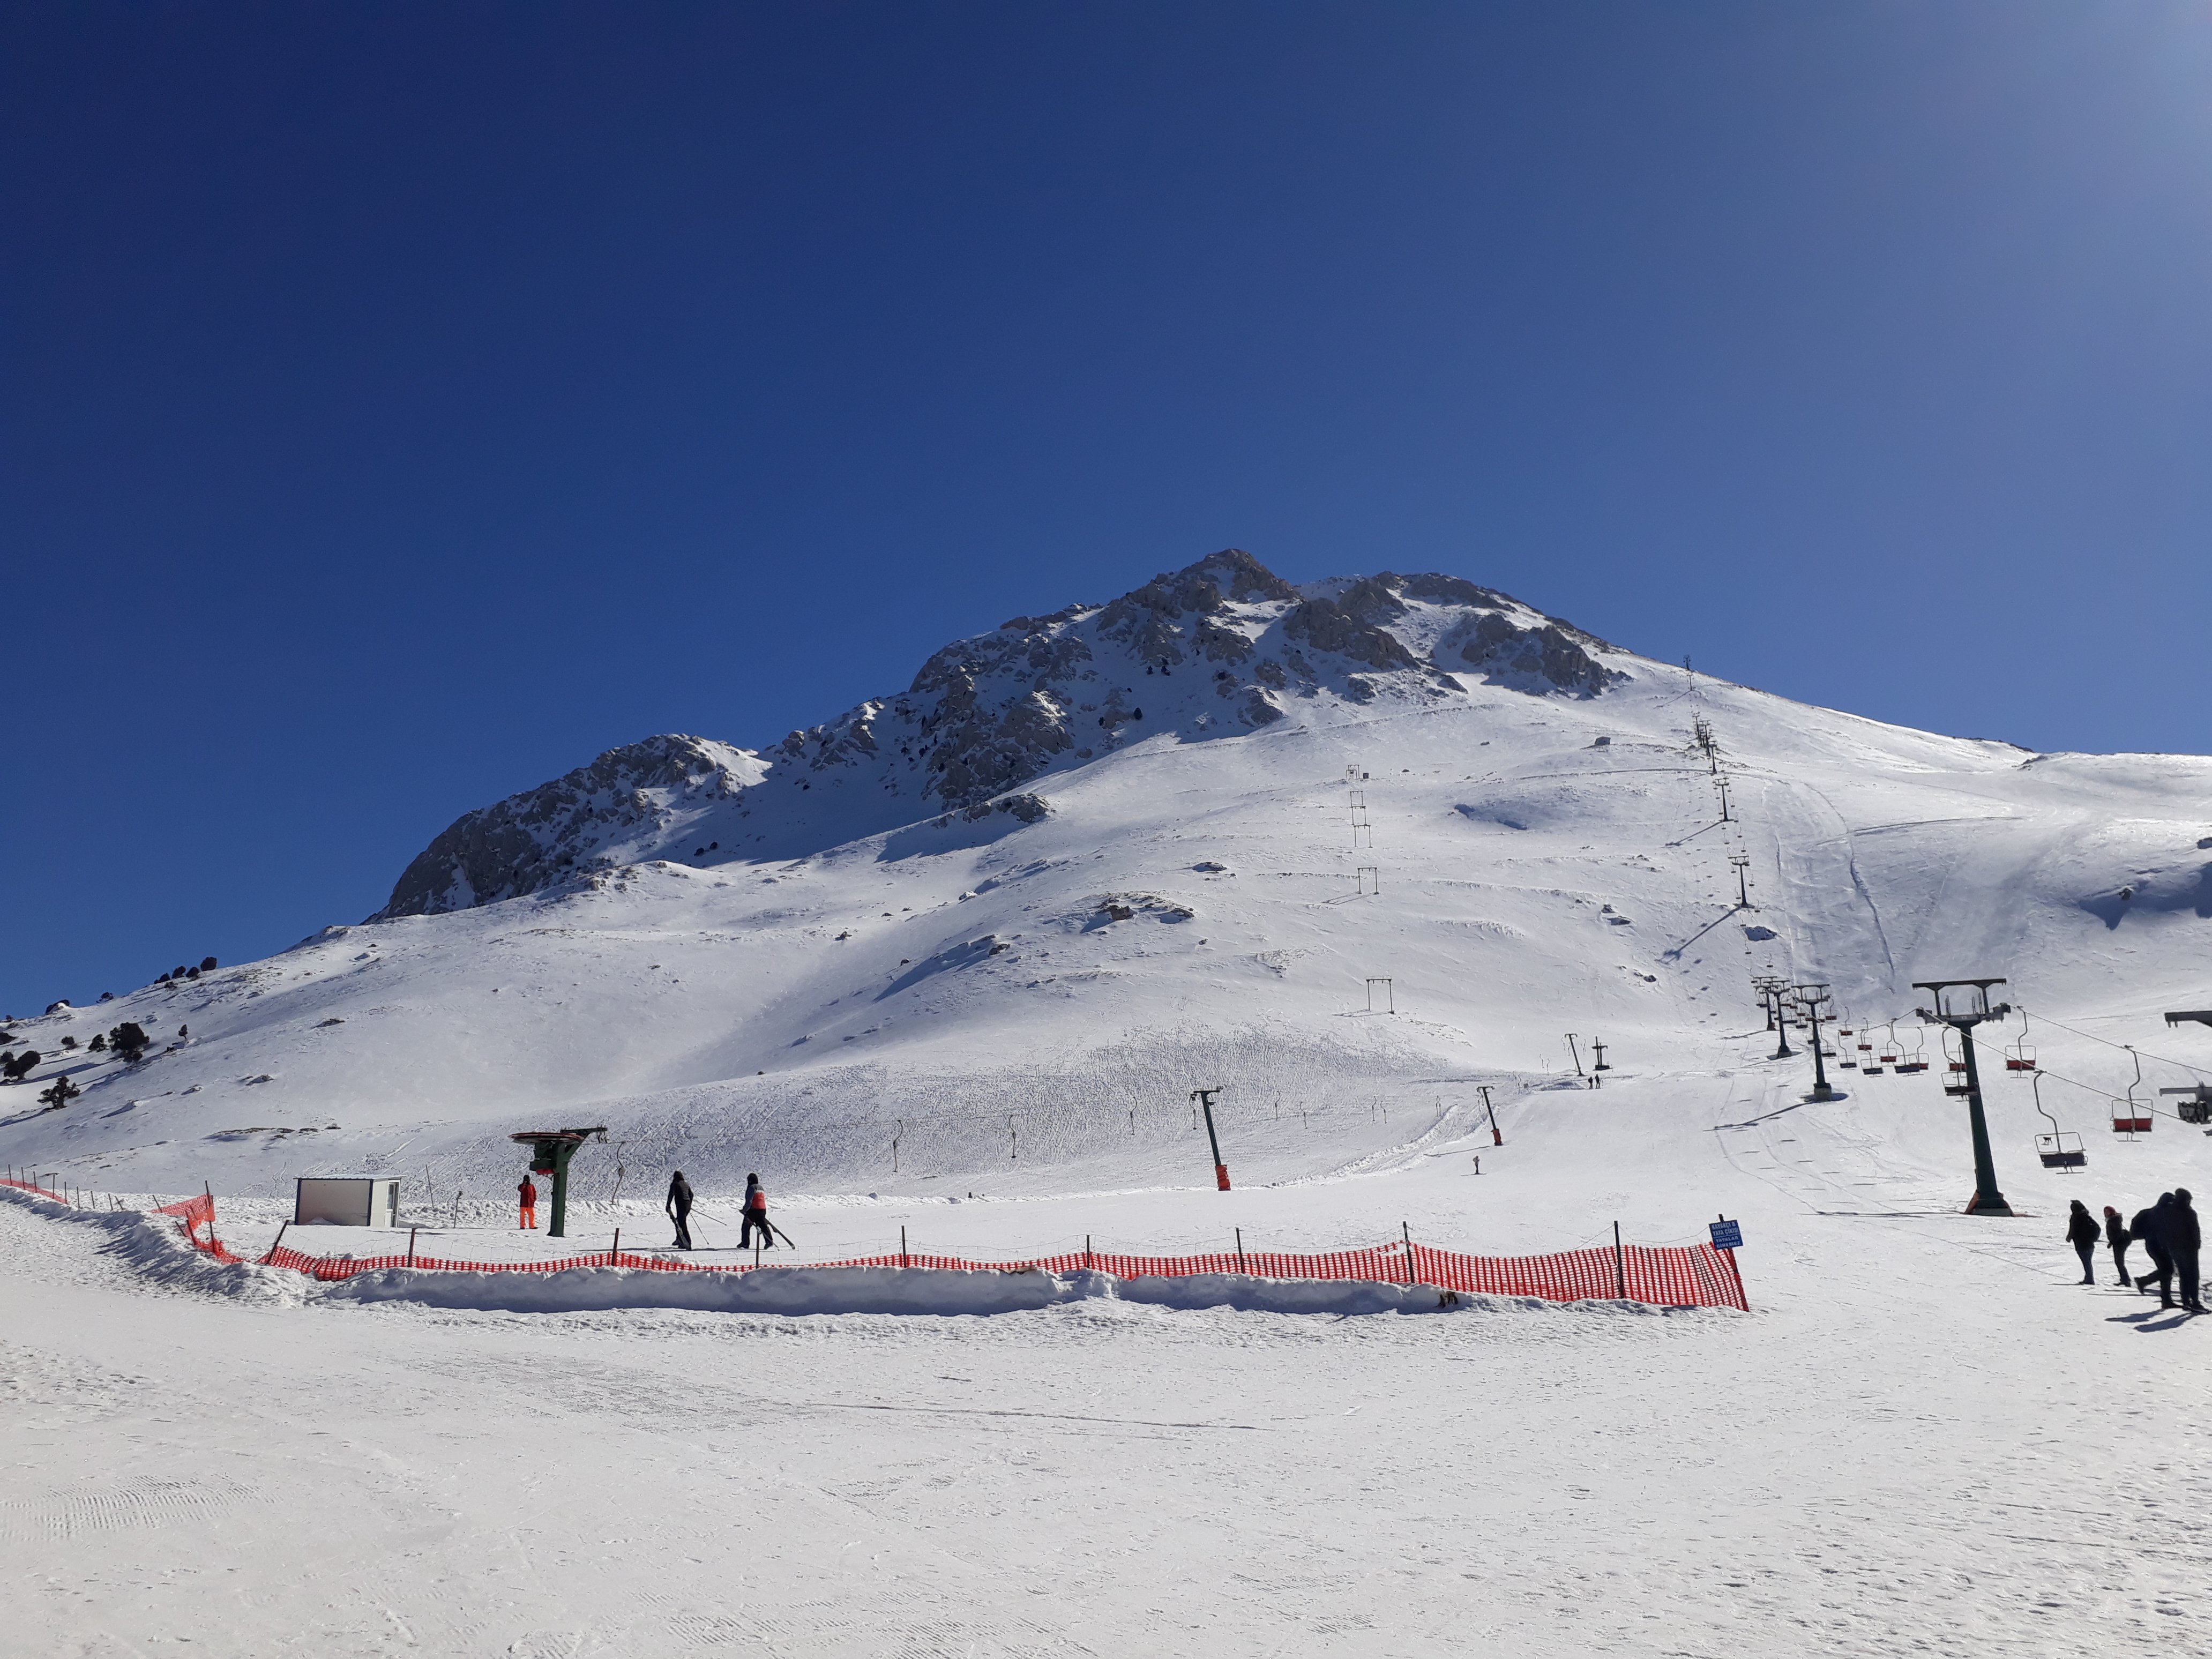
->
[518,1173,538,1231]
[2104,1205,2133,1287]
[739,1172,774,1250]
[2065,1200,2100,1285]
[666,1170,695,1251]
[2132,1194,2176,1307]
[2170,1188,2203,1314]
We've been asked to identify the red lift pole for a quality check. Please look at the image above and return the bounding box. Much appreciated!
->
[1191,1088,1231,1190]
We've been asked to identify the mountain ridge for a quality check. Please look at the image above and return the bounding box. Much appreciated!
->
[375,550,1624,920]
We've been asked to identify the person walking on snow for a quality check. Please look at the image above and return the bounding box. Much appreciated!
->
[666,1170,695,1251]
[518,1174,538,1231]
[2066,1200,2101,1284]
[739,1172,774,1250]
[2104,1205,2133,1286]
[2132,1194,2176,1306]
[2169,1189,2203,1314]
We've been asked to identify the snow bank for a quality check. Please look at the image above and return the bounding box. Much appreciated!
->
[319,1261,1678,1318]
[0,1185,308,1305]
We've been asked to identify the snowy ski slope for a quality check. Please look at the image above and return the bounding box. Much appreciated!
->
[5,556,2209,1217]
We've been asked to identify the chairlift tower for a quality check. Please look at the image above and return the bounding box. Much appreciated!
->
[1754,975,1793,1057]
[1911,978,2014,1216]
[508,1126,608,1239]
[1793,983,1837,1101]
[1730,855,1752,909]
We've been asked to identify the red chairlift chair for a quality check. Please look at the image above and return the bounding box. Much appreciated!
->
[2112,1047,2151,1135]
[1941,1030,1972,1096]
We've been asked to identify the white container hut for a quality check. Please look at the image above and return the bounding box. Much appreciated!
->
[294,1176,401,1228]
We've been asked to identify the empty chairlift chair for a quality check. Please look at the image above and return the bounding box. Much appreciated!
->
[2005,1010,2038,1073]
[2112,1047,2152,1137]
[2161,1084,2212,1126]
[2033,1075,2086,1170]
[1896,1029,1930,1074]
[1942,1030,1974,1097]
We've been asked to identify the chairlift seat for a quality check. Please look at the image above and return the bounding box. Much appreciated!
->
[2112,1112,2153,1134]
[2036,1132,2087,1170]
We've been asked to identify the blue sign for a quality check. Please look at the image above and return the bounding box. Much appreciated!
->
[1709,1220,1744,1251]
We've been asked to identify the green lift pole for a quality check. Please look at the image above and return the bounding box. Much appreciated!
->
[509,1127,608,1238]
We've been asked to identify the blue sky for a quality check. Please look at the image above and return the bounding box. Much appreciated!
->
[5,2,2209,1015]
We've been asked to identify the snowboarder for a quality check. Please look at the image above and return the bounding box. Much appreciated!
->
[739,1172,774,1250]
[666,1170,694,1251]
[518,1174,538,1231]
[2170,1188,2203,1314]
[2132,1194,2176,1307]
[2104,1205,2133,1286]
[2065,1200,2100,1284]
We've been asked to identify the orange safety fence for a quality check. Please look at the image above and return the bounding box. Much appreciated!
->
[3,1180,1750,1310]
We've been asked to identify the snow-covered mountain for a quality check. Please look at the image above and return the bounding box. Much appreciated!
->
[6,550,2209,1204]
[375,550,1620,915]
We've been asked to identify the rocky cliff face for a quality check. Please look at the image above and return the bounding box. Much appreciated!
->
[374,551,1627,917]
[378,736,766,917]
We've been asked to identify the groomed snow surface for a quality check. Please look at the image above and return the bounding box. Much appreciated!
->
[9,595,2212,1653]
[8,1037,2212,1657]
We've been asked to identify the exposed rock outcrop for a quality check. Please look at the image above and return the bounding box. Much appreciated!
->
[377,550,1633,918]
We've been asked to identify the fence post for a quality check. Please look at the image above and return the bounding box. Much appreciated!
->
[1402,1222,1416,1286]
[1085,1233,1093,1272]
[901,1225,909,1268]
[1612,1221,1626,1299]
[1717,1212,1749,1311]
[611,1226,621,1267]
[259,1222,289,1267]
[406,1227,417,1268]
[1235,1227,1246,1273]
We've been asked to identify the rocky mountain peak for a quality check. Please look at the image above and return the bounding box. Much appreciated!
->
[375,551,1632,918]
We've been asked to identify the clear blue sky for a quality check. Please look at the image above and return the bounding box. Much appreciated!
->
[5,2,2209,1016]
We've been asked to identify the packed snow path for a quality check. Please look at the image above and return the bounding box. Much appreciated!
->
[6,1138,2210,1655]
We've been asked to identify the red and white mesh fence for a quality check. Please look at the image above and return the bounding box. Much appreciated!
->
[3,1179,1748,1310]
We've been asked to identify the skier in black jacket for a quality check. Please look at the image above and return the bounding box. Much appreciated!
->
[2065,1200,2101,1284]
[666,1170,695,1251]
[2104,1205,2132,1286]
[2169,1189,2203,1313]
[2133,1194,2176,1307]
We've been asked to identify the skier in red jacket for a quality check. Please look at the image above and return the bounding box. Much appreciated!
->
[518,1174,538,1230]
